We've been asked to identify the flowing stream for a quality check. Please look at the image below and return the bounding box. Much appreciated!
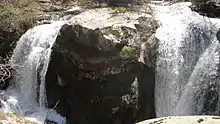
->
[153,2,220,117]
[0,21,66,124]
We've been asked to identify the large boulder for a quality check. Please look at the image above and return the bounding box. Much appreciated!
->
[46,6,158,124]
[190,0,220,18]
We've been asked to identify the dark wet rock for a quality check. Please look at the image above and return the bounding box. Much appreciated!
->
[46,24,155,124]
[190,0,220,18]
[46,7,157,124]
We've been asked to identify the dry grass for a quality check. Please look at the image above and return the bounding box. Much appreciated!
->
[0,0,42,35]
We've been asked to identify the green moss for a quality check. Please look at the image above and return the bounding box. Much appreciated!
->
[120,46,135,58]
[110,7,133,16]
[103,27,121,38]
[6,113,17,118]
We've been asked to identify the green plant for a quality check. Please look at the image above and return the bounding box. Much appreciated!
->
[110,7,133,16]
[120,46,135,58]
[6,113,17,118]
[103,27,121,38]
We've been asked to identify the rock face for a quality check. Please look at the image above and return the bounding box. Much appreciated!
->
[191,0,220,18]
[45,6,158,124]
[136,116,220,124]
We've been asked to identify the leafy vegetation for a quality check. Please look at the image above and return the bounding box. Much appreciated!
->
[120,46,136,58]
[6,113,17,118]
[103,27,122,38]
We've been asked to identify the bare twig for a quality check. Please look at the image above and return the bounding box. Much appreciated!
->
[44,100,60,124]
[0,55,13,87]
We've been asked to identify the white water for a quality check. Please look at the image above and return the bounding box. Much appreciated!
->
[153,2,220,116]
[0,21,66,124]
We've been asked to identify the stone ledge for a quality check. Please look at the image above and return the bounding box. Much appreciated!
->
[137,116,220,124]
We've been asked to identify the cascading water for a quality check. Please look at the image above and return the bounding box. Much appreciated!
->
[0,21,66,124]
[153,2,220,117]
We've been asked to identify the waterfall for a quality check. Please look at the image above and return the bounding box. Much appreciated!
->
[0,21,66,124]
[153,2,220,117]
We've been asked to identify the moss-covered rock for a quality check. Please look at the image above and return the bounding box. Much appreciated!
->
[46,23,156,124]
[45,4,157,123]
